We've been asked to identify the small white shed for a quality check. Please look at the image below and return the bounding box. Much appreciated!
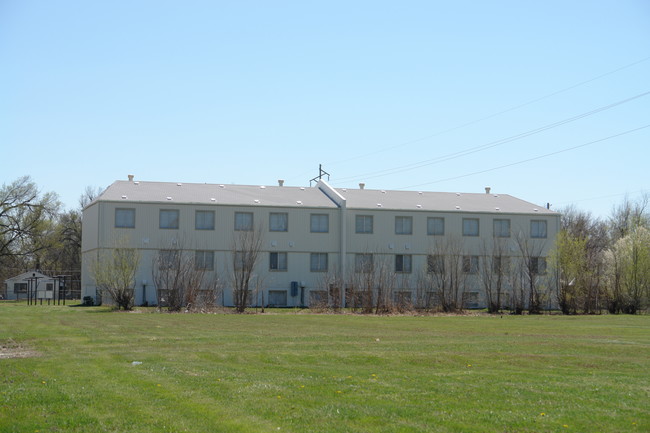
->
[3,271,56,301]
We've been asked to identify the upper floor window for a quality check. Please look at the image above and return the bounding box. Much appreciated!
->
[427,217,444,236]
[158,250,180,269]
[310,253,328,272]
[195,210,215,230]
[235,212,253,231]
[195,250,214,270]
[427,255,444,274]
[270,252,288,271]
[531,256,547,275]
[395,254,412,273]
[355,253,374,273]
[462,255,479,274]
[395,216,413,235]
[355,215,373,234]
[310,214,329,233]
[160,209,179,229]
[531,220,547,238]
[269,213,288,232]
[493,219,511,238]
[492,256,511,274]
[115,208,135,228]
[462,218,479,236]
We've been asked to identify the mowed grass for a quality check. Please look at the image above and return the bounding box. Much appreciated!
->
[1,304,649,433]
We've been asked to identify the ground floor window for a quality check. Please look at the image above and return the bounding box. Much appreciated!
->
[268,290,288,307]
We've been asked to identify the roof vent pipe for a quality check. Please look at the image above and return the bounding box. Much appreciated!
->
[128,174,134,182]
[485,187,491,194]
[278,179,284,187]
[359,183,365,190]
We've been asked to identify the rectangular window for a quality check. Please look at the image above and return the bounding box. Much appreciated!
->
[462,218,479,236]
[270,252,288,271]
[462,255,479,274]
[355,253,374,273]
[395,216,413,235]
[269,213,288,232]
[355,215,373,234]
[159,209,179,229]
[531,257,547,275]
[492,256,510,274]
[395,254,412,273]
[235,212,254,231]
[195,250,214,270]
[310,214,329,233]
[159,250,180,269]
[493,219,511,238]
[195,210,215,230]
[14,283,27,293]
[233,251,246,271]
[427,255,445,274]
[115,208,135,228]
[268,290,288,307]
[310,253,328,272]
[531,220,547,238]
[427,217,444,236]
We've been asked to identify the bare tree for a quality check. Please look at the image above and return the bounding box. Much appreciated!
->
[479,239,509,314]
[230,225,264,313]
[152,240,221,311]
[426,237,466,312]
[514,234,548,314]
[90,240,140,310]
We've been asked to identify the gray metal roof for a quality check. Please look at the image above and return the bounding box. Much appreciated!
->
[94,180,557,215]
[96,181,338,208]
[336,187,557,215]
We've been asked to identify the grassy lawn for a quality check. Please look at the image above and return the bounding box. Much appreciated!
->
[1,304,649,433]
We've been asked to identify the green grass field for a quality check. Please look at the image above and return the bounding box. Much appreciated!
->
[1,304,648,433]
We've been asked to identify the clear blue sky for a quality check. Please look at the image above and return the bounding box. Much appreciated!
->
[2,1,649,219]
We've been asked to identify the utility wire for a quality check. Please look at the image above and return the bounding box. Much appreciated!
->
[332,90,650,184]
[399,124,650,189]
[322,55,650,169]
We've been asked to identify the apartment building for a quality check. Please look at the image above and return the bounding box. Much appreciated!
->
[81,177,559,309]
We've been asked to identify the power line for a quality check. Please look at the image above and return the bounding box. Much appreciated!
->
[321,55,650,170]
[398,124,650,189]
[332,90,650,184]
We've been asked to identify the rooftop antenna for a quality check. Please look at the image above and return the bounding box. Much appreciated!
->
[309,164,330,186]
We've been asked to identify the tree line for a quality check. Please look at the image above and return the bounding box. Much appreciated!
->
[0,175,102,297]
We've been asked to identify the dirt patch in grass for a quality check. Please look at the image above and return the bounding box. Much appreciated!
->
[0,339,39,359]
